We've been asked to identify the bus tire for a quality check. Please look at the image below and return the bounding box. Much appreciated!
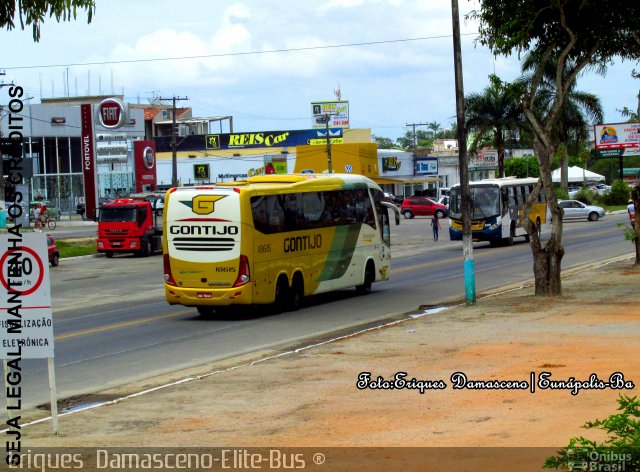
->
[505,223,515,246]
[288,273,304,311]
[356,261,375,295]
[197,306,215,317]
[273,276,289,314]
[106,251,114,258]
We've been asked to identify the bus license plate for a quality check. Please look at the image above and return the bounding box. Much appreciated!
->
[197,293,212,299]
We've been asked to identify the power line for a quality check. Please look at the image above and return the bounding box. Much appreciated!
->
[3,33,477,71]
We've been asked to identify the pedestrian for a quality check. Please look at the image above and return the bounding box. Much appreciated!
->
[628,199,636,229]
[33,205,42,231]
[431,213,441,242]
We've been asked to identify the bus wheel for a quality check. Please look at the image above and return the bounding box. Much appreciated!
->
[356,262,375,295]
[288,274,304,311]
[105,251,114,258]
[505,223,515,246]
[273,276,289,314]
[197,306,215,317]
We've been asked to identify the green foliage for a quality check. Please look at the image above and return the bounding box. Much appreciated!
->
[465,74,523,176]
[602,180,631,206]
[504,156,540,178]
[544,395,640,470]
[56,239,96,258]
[396,125,457,150]
[0,0,95,41]
[372,135,398,150]
[618,222,638,243]
[573,187,596,205]
[554,186,569,201]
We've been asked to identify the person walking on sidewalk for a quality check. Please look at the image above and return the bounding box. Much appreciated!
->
[431,213,441,242]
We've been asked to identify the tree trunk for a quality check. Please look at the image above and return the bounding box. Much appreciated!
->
[528,138,565,296]
[633,186,640,265]
[496,129,505,178]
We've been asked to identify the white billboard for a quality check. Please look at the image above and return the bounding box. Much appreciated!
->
[594,122,640,150]
[311,101,350,129]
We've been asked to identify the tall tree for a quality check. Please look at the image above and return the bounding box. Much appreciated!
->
[471,0,640,296]
[0,0,95,41]
[520,54,604,189]
[464,75,523,178]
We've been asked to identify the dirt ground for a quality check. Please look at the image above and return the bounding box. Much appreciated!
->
[19,254,640,469]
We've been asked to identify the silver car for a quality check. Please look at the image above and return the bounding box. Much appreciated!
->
[558,199,605,221]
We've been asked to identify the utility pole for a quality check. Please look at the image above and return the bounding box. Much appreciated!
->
[158,95,188,187]
[451,0,476,305]
[325,113,333,173]
[405,122,428,149]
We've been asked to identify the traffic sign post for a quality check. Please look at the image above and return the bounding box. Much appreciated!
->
[0,233,58,434]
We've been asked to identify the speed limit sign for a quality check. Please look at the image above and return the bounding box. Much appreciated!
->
[0,233,54,359]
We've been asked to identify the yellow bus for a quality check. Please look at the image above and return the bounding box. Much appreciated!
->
[448,177,548,245]
[163,173,400,316]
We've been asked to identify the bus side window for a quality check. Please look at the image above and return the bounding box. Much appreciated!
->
[251,196,269,233]
[501,188,509,216]
[363,190,375,227]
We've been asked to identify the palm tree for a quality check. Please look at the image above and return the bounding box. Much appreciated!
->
[520,54,604,188]
[464,75,523,177]
[426,121,442,136]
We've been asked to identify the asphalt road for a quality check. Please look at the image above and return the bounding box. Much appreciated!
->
[17,212,635,411]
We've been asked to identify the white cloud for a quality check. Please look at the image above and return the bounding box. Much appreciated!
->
[1,0,636,140]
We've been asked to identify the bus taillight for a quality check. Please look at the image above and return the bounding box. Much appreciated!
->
[163,253,177,286]
[233,255,250,287]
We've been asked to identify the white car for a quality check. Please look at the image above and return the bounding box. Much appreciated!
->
[558,200,605,221]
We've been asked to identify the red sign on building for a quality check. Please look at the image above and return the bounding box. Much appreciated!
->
[80,104,97,220]
[97,98,125,129]
[134,140,157,192]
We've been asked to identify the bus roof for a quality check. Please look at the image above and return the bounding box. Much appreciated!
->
[450,176,541,189]
[209,173,381,192]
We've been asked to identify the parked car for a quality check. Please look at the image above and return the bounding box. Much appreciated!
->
[47,234,59,267]
[558,199,605,221]
[400,196,448,219]
[590,183,611,195]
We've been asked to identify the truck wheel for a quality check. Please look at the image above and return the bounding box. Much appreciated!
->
[140,238,151,257]
[106,251,114,258]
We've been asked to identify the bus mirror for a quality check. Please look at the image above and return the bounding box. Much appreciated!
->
[381,202,400,225]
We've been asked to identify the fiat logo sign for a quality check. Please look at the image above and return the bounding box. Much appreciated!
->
[97,98,125,129]
[143,146,155,170]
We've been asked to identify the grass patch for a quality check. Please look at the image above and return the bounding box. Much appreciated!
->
[604,204,627,212]
[56,238,96,259]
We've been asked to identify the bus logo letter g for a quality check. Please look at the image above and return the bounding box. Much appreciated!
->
[192,195,225,215]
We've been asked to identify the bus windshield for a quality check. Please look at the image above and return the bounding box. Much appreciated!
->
[449,185,500,219]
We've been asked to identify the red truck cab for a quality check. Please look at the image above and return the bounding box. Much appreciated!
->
[96,198,162,258]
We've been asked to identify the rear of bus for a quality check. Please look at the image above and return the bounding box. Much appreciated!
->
[163,186,252,307]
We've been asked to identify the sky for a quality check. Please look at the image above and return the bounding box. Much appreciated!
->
[1,0,639,142]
